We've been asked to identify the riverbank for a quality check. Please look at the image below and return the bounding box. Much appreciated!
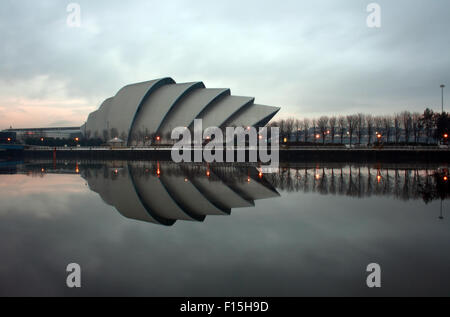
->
[16,146,450,163]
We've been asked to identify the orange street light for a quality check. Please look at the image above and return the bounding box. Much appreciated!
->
[40,137,44,142]
[156,136,161,141]
[7,137,11,142]
[444,133,448,139]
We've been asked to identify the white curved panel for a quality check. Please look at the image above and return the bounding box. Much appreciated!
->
[83,168,163,224]
[231,179,280,200]
[106,78,174,141]
[194,95,254,129]
[192,177,253,208]
[84,110,98,136]
[80,123,86,136]
[84,171,114,205]
[133,174,197,221]
[85,97,114,138]
[160,174,227,216]
[158,88,230,136]
[225,104,280,128]
[131,82,204,139]
[97,97,114,137]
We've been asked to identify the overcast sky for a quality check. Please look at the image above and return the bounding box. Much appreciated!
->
[1,0,449,129]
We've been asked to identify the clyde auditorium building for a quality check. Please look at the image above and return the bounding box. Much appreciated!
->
[81,77,280,145]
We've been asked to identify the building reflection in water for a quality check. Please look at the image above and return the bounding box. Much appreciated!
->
[1,160,448,225]
[81,162,280,226]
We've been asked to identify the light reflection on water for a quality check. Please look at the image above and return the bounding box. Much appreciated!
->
[0,160,449,296]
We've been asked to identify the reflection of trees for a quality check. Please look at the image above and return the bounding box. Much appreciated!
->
[419,169,450,203]
[317,168,328,195]
[14,160,450,204]
[264,164,450,203]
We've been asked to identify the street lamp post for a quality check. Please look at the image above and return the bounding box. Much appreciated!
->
[440,84,445,113]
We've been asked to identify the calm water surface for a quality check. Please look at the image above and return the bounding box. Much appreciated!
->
[0,160,449,296]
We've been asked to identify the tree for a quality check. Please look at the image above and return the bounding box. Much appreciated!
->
[136,129,145,145]
[317,116,329,144]
[279,119,286,142]
[149,132,157,145]
[401,111,412,144]
[295,119,301,142]
[312,119,317,144]
[110,128,119,139]
[356,113,365,144]
[346,115,358,146]
[285,118,295,142]
[366,114,374,145]
[119,131,127,142]
[411,112,422,144]
[382,115,392,143]
[144,128,151,146]
[433,112,450,141]
[102,129,109,142]
[374,116,383,137]
[130,131,139,145]
[303,118,310,143]
[394,114,401,143]
[338,116,346,144]
[165,131,172,144]
[329,116,337,144]
[420,108,435,144]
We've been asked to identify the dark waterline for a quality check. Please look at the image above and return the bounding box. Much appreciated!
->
[0,160,449,296]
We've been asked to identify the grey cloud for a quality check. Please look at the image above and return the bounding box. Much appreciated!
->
[1,0,449,127]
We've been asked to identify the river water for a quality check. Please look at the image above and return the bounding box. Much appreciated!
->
[0,160,449,296]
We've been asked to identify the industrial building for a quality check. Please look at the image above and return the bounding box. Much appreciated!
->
[2,127,82,141]
[0,131,16,143]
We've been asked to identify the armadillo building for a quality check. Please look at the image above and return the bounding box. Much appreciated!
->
[81,77,280,145]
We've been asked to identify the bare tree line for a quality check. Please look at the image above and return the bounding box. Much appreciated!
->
[268,108,442,145]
